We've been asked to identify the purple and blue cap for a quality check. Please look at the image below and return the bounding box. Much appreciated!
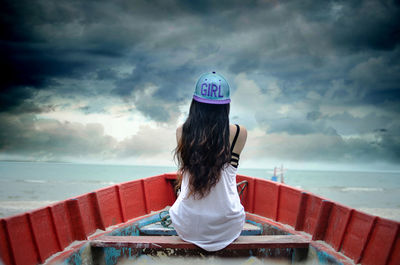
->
[193,72,230,104]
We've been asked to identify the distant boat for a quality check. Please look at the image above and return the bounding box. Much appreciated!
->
[271,165,286,183]
[0,173,399,265]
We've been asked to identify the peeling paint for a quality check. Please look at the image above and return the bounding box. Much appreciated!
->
[104,247,121,265]
[245,220,263,233]
[317,251,344,265]
[63,243,91,265]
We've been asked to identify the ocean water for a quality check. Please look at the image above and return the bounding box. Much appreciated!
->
[0,162,399,221]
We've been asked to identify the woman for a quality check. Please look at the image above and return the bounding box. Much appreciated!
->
[170,71,247,252]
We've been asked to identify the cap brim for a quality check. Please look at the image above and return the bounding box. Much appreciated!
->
[193,95,231,104]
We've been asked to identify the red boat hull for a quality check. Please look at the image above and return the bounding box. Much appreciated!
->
[0,173,399,265]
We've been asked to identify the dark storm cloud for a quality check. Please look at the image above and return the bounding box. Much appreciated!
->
[260,106,398,137]
[325,111,395,135]
[267,118,338,135]
[2,0,399,109]
[328,1,400,51]
[1,0,142,111]
[222,0,400,106]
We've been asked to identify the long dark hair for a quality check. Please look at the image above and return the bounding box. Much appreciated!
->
[174,99,231,199]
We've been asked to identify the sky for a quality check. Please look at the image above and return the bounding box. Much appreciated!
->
[1,0,399,171]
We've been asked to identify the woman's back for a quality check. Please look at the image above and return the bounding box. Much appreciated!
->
[169,163,244,251]
[170,124,247,251]
[170,72,247,251]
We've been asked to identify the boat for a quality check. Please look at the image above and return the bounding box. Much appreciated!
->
[271,165,286,183]
[0,173,399,265]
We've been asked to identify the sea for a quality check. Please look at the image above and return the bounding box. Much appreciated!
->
[1,162,400,222]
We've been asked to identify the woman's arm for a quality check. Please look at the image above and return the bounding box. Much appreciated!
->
[176,125,183,144]
[230,124,247,156]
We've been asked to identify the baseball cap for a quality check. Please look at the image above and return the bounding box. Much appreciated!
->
[193,71,230,104]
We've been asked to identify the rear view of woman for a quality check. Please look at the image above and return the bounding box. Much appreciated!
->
[170,71,247,251]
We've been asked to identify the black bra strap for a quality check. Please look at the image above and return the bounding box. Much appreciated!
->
[231,124,240,152]
[231,158,239,163]
[231,152,240,158]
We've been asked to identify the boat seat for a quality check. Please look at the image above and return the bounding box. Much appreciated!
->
[90,235,310,250]
[139,221,262,236]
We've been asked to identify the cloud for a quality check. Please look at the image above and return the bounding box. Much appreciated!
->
[1,0,400,168]
[324,111,396,136]
[0,113,176,164]
[2,0,399,111]
[116,125,175,159]
[0,109,399,168]
[231,73,336,136]
[349,54,400,104]
[0,113,117,160]
[231,72,400,165]
[244,129,400,165]
[327,1,400,51]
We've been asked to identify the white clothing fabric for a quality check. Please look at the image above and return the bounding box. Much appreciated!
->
[169,164,245,251]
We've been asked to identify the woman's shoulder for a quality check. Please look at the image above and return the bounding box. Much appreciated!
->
[230,124,247,139]
[176,125,183,143]
[230,124,247,155]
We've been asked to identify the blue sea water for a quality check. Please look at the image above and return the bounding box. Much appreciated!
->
[0,162,399,221]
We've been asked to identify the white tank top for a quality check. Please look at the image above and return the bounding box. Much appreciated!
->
[169,164,245,251]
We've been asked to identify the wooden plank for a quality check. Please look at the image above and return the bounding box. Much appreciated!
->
[91,235,310,250]
[139,222,262,236]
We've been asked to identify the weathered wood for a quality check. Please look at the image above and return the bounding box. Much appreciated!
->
[139,222,262,236]
[90,235,310,250]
